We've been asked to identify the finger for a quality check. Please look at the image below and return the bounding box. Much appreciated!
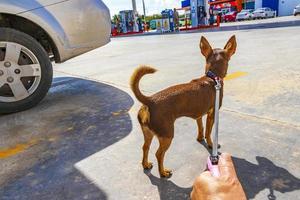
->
[218,153,238,178]
[201,171,212,178]
[192,171,214,200]
[195,171,212,183]
[193,171,212,187]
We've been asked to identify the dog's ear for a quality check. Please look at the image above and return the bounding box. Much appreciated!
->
[200,36,212,58]
[224,35,237,58]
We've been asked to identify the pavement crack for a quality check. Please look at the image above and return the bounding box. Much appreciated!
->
[223,108,300,129]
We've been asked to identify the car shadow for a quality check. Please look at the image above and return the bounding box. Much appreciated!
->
[0,77,134,200]
[144,154,300,200]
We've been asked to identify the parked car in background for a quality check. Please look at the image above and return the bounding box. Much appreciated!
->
[253,7,276,19]
[294,4,300,16]
[236,9,254,21]
[0,0,111,114]
[223,11,238,22]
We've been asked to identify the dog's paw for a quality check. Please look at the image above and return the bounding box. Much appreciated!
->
[142,162,153,170]
[208,144,221,149]
[160,169,173,178]
[197,138,205,143]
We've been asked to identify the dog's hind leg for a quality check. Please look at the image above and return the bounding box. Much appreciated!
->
[196,117,204,142]
[156,136,173,178]
[141,126,154,169]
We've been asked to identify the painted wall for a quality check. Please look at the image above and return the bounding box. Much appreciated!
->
[278,0,300,16]
[243,2,255,9]
[255,0,262,9]
[262,0,279,12]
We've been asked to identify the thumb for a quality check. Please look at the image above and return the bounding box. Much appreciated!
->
[218,153,238,178]
[193,171,212,187]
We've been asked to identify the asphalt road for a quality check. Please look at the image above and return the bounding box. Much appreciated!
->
[1,24,300,200]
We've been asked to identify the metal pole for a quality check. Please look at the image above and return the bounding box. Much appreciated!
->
[203,0,209,25]
[142,0,146,24]
[132,0,137,12]
[132,0,138,32]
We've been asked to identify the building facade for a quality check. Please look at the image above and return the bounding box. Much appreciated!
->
[278,0,300,16]
[256,0,299,16]
[182,0,300,16]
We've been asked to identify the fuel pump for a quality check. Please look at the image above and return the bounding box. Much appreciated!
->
[161,9,174,32]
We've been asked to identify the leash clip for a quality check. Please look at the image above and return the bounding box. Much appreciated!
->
[214,78,222,90]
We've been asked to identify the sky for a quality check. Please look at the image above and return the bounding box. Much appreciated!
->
[103,0,182,16]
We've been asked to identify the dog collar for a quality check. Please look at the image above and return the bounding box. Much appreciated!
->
[206,70,222,91]
[206,70,223,82]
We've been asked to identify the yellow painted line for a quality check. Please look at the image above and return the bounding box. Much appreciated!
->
[0,139,37,159]
[112,111,122,116]
[225,71,248,81]
[67,127,74,131]
[112,109,129,116]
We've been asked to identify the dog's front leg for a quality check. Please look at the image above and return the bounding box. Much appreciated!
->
[205,109,215,148]
[196,117,204,142]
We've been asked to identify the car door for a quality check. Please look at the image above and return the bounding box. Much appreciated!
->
[265,8,270,17]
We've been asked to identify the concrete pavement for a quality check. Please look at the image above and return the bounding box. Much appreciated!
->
[1,25,300,199]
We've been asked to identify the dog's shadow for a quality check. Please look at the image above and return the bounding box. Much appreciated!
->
[233,156,300,200]
[144,170,192,200]
[145,153,300,200]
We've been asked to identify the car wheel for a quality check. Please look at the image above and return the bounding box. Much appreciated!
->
[0,28,53,114]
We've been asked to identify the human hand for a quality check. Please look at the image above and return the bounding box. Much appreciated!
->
[191,153,246,200]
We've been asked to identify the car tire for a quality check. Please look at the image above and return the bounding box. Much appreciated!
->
[0,28,53,114]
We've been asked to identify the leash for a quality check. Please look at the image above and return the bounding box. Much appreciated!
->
[206,70,222,177]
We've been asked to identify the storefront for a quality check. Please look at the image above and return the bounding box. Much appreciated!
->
[242,0,255,9]
[183,0,298,17]
[255,0,299,16]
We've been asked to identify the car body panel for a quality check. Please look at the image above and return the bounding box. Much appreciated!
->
[236,9,254,20]
[253,7,276,18]
[294,4,300,15]
[0,0,63,14]
[0,0,111,62]
[223,11,238,22]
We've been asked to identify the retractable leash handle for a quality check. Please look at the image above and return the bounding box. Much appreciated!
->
[207,78,222,177]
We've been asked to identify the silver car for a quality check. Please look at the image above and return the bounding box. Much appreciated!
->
[236,9,254,21]
[253,7,276,19]
[0,0,111,114]
[294,4,300,16]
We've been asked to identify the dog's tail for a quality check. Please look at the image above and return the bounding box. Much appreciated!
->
[130,66,156,105]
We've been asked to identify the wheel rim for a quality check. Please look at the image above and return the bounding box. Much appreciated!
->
[0,42,42,102]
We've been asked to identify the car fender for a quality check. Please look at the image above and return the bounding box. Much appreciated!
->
[1,0,111,63]
[0,1,68,62]
[18,8,68,51]
[0,0,64,14]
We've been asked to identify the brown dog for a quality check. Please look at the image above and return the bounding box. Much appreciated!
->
[130,36,237,178]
